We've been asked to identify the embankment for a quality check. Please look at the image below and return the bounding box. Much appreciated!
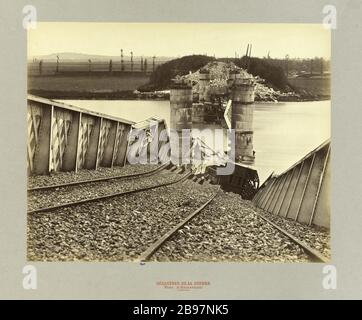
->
[28,72,150,99]
[288,76,330,99]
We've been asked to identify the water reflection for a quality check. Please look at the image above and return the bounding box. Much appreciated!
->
[59,99,330,183]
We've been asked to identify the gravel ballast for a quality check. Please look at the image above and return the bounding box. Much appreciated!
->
[27,168,183,211]
[151,192,310,263]
[27,179,218,261]
[27,169,328,262]
[255,209,331,259]
[27,164,160,189]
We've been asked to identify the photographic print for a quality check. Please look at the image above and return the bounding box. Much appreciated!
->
[26,22,331,263]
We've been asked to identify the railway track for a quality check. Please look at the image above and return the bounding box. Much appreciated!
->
[138,187,221,262]
[27,173,218,261]
[27,163,170,192]
[27,164,191,214]
[28,163,329,263]
[253,212,329,263]
[138,191,329,263]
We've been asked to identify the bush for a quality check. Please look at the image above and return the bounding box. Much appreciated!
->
[233,56,288,90]
[140,55,215,91]
[140,55,288,92]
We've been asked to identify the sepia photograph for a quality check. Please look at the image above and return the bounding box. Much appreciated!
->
[26,22,331,263]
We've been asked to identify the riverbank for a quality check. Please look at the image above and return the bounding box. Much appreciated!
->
[28,73,150,97]
[28,88,329,102]
[28,61,330,102]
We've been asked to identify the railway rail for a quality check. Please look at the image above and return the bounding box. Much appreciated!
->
[27,164,191,214]
[28,163,329,263]
[253,212,329,263]
[137,191,329,263]
[27,163,170,192]
[138,187,221,262]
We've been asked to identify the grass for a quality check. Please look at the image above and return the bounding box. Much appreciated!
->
[28,73,150,93]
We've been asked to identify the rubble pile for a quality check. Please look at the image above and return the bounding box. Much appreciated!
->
[254,81,280,102]
[182,61,291,102]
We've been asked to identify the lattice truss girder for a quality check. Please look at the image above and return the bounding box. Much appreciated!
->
[112,123,127,165]
[96,119,112,166]
[49,108,73,172]
[27,103,42,173]
[77,115,95,170]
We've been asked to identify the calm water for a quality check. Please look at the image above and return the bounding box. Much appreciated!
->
[60,99,330,183]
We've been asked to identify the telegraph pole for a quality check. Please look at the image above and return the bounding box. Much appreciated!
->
[320,58,324,76]
[121,49,124,71]
[144,58,147,73]
[247,44,252,71]
[56,55,59,73]
[130,51,134,72]
[39,60,43,75]
[109,59,113,73]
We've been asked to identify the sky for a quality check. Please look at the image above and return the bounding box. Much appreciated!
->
[28,22,331,59]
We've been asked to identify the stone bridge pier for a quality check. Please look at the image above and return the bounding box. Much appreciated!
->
[229,70,256,164]
[169,79,193,164]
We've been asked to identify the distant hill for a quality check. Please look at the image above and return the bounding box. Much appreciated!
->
[28,52,174,62]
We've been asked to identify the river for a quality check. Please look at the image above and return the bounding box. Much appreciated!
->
[59,99,330,183]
